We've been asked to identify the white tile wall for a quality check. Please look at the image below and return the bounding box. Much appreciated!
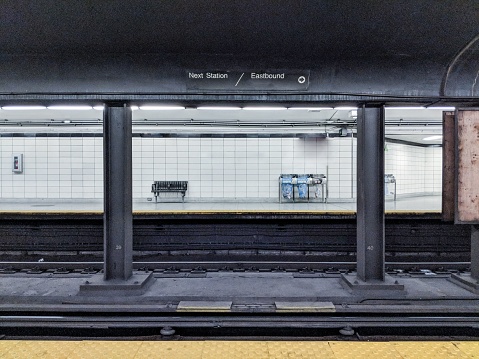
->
[1,136,104,199]
[426,146,443,193]
[385,142,442,196]
[0,135,441,201]
[133,136,356,201]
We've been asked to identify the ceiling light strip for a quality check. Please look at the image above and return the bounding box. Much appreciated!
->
[138,106,185,110]
[422,135,443,141]
[385,107,426,110]
[288,107,334,110]
[197,106,241,110]
[1,106,47,110]
[47,105,93,110]
[242,107,287,111]
[333,107,358,110]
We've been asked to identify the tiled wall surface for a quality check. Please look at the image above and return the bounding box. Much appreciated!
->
[1,136,103,199]
[133,136,356,200]
[385,142,442,196]
[0,134,441,201]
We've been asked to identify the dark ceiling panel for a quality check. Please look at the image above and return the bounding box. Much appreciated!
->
[0,0,478,61]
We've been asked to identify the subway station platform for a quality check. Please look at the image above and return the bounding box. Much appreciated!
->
[0,195,441,213]
[0,340,478,359]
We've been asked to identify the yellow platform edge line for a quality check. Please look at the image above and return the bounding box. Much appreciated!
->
[134,209,357,214]
[0,209,356,214]
[0,209,442,215]
[0,210,438,215]
[0,210,103,214]
[176,309,232,312]
[4,340,477,344]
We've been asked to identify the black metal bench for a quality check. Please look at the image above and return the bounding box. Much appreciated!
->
[151,181,188,203]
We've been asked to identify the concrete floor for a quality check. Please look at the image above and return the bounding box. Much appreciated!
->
[0,271,477,309]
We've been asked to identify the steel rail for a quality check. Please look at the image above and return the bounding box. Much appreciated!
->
[0,261,471,271]
[0,314,478,330]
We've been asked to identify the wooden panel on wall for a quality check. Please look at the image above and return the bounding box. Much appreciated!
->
[456,110,479,224]
[442,111,455,222]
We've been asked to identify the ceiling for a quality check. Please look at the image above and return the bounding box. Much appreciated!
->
[0,1,478,62]
[0,107,445,144]
[0,0,471,144]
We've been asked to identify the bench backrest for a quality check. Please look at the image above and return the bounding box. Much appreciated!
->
[152,181,188,191]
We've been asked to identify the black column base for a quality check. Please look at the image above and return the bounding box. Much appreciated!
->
[340,273,406,297]
[448,273,479,294]
[78,272,154,296]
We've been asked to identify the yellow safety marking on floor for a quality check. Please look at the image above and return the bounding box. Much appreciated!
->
[202,341,270,359]
[68,341,142,359]
[393,341,472,359]
[329,341,403,359]
[0,341,20,358]
[0,340,78,359]
[135,341,204,359]
[385,210,441,215]
[133,210,357,215]
[453,342,479,358]
[275,301,336,312]
[0,210,103,215]
[176,300,233,312]
[0,209,441,216]
[1,340,478,358]
[267,341,335,359]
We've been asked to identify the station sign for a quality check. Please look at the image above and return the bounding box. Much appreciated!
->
[186,70,310,91]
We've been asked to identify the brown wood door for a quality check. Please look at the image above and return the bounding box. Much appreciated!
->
[455,109,479,224]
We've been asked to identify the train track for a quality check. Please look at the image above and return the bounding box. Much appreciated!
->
[0,260,471,274]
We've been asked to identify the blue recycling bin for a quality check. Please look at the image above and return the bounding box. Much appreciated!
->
[297,175,308,199]
[281,175,293,199]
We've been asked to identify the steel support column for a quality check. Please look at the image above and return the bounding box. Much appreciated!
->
[356,106,385,282]
[103,103,133,281]
[340,105,402,296]
[340,105,403,295]
[472,225,479,280]
[79,103,153,296]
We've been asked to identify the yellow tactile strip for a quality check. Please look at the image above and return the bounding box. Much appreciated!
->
[275,301,336,312]
[0,340,478,359]
[176,301,233,312]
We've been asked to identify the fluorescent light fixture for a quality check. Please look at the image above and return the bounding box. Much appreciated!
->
[197,106,241,110]
[423,135,443,141]
[333,106,358,110]
[139,105,185,110]
[386,106,425,110]
[426,106,456,110]
[242,106,287,110]
[63,120,71,124]
[130,105,139,111]
[288,107,333,110]
[92,106,104,111]
[47,105,93,110]
[1,106,46,110]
